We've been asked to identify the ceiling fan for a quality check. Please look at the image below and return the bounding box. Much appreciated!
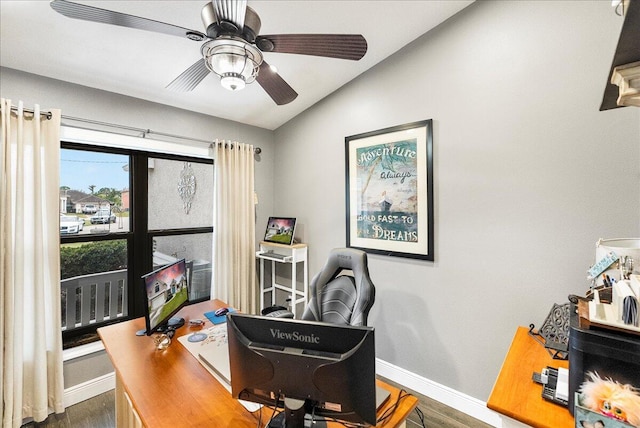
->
[49,0,368,105]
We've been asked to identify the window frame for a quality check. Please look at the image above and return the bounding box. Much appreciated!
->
[60,141,213,348]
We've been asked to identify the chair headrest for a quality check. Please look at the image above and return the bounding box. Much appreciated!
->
[303,247,375,326]
[318,247,370,286]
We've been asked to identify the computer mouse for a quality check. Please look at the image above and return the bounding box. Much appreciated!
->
[214,307,229,317]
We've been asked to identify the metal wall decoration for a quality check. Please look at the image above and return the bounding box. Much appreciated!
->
[178,162,197,214]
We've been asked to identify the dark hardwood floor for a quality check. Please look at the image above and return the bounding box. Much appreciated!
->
[379,376,493,428]
[24,380,492,428]
[22,390,116,428]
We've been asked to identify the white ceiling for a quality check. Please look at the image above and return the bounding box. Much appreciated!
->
[1,1,473,130]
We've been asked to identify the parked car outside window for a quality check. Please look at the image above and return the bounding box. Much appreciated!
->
[60,215,85,234]
[90,209,116,224]
[82,204,97,214]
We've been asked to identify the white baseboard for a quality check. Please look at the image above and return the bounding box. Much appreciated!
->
[62,341,105,362]
[376,358,504,427]
[64,371,115,408]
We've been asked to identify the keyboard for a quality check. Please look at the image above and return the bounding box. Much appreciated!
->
[260,251,288,260]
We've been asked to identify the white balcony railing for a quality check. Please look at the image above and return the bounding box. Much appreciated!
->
[61,269,127,331]
[60,262,211,332]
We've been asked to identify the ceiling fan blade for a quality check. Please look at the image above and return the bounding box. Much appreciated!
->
[212,0,247,31]
[256,62,298,105]
[166,59,211,92]
[255,34,367,60]
[50,0,206,41]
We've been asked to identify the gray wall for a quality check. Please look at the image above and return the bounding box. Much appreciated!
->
[1,67,276,388]
[273,1,640,401]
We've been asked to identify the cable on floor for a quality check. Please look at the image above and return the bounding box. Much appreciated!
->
[413,406,426,428]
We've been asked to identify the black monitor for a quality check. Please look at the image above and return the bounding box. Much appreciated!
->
[141,258,189,335]
[226,313,377,428]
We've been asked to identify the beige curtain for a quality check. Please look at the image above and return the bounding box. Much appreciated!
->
[212,140,257,313]
[1,99,65,426]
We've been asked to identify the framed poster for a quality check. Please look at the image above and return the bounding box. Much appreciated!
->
[345,120,434,260]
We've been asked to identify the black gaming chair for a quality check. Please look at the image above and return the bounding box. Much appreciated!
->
[264,248,376,326]
[301,247,375,326]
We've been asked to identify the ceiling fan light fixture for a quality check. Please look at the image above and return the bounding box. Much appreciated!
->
[49,0,367,105]
[201,37,263,91]
[220,73,246,91]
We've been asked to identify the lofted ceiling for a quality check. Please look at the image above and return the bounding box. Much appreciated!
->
[0,1,474,130]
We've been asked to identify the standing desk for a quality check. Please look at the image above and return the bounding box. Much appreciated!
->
[98,299,418,428]
[487,326,573,428]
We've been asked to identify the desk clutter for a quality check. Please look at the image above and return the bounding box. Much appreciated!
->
[582,239,640,335]
[578,275,640,335]
[532,366,569,406]
[524,239,640,427]
[574,372,640,428]
[528,303,571,360]
[558,240,640,427]
[177,323,262,413]
[178,324,230,385]
[528,301,640,427]
[568,315,640,428]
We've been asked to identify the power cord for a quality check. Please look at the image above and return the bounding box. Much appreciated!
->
[319,417,367,427]
[253,405,262,428]
[254,390,427,428]
[377,388,412,426]
[413,406,426,428]
[264,394,282,427]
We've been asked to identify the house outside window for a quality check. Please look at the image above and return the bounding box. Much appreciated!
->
[60,142,213,348]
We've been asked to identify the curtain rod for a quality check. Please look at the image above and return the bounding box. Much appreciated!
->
[5,106,261,154]
[9,105,53,120]
[61,114,262,154]
[210,141,262,154]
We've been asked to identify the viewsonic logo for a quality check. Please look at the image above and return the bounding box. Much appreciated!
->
[270,328,320,344]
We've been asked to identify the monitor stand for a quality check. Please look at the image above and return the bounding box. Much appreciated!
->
[266,398,327,428]
[135,317,185,336]
[164,316,185,330]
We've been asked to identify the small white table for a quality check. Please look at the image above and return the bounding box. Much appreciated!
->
[256,241,308,316]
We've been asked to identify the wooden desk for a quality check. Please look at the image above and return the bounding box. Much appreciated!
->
[98,300,417,428]
[487,326,574,428]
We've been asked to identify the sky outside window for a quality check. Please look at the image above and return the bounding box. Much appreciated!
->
[61,149,129,192]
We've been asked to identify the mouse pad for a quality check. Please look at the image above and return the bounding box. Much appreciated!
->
[204,308,236,325]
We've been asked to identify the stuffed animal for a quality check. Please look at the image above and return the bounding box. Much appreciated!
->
[579,371,640,427]
[580,421,605,428]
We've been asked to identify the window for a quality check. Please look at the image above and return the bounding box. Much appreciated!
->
[60,142,213,348]
[60,148,129,233]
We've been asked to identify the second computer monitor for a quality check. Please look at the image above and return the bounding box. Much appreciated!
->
[263,217,297,245]
[141,258,189,335]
